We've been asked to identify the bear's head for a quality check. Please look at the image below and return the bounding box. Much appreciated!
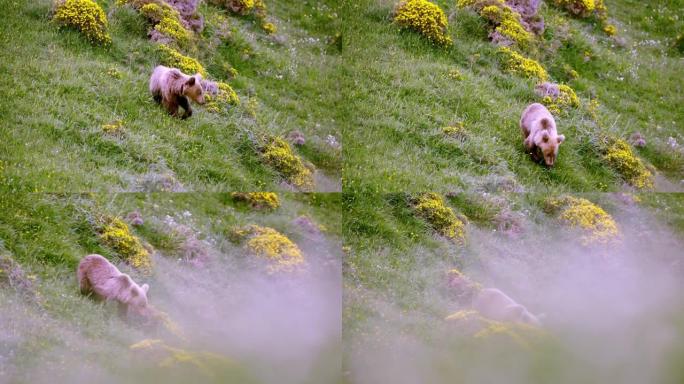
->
[119,274,150,314]
[535,118,564,167]
[182,74,205,105]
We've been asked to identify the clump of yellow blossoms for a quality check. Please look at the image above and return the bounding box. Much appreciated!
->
[445,309,546,349]
[53,0,112,45]
[544,196,620,245]
[442,122,467,140]
[261,137,314,191]
[130,339,237,377]
[498,47,548,81]
[393,0,452,46]
[601,138,654,189]
[231,192,280,210]
[98,216,153,274]
[447,68,464,80]
[102,119,125,136]
[156,44,206,76]
[473,2,533,49]
[541,84,580,115]
[233,225,305,274]
[553,0,595,18]
[205,82,240,113]
[413,193,466,244]
[211,0,275,34]
[140,2,192,47]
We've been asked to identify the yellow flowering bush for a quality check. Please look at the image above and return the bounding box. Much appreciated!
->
[261,21,277,34]
[603,24,617,36]
[236,225,305,274]
[553,0,595,17]
[601,138,654,189]
[554,0,609,21]
[541,84,580,115]
[99,216,153,274]
[447,68,464,80]
[393,0,452,46]
[544,196,619,245]
[156,44,206,76]
[477,3,533,49]
[413,193,466,244]
[231,192,280,209]
[140,3,191,47]
[498,47,548,80]
[102,119,125,136]
[130,339,237,377]
[205,82,240,113]
[445,309,546,349]
[261,137,314,190]
[53,0,112,45]
[442,122,467,140]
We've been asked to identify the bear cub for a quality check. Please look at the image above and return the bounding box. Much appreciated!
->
[520,103,565,167]
[149,65,205,119]
[77,254,151,319]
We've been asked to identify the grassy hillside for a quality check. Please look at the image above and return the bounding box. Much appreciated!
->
[0,191,342,383]
[0,0,342,192]
[343,191,684,383]
[341,0,683,193]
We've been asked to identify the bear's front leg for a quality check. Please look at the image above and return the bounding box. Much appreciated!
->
[178,96,192,119]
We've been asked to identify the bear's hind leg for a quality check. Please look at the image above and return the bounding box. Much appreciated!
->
[163,98,180,117]
[153,93,162,104]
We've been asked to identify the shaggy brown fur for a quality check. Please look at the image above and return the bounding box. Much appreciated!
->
[520,103,565,167]
[77,254,151,318]
[149,65,205,119]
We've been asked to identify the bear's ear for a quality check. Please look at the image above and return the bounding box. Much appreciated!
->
[186,76,196,86]
[142,284,149,294]
[540,118,551,130]
[557,134,565,144]
[118,274,132,287]
[541,132,549,143]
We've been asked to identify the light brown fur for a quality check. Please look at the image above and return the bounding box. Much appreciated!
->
[149,65,205,119]
[448,274,542,326]
[472,288,541,326]
[77,254,151,318]
[520,103,565,167]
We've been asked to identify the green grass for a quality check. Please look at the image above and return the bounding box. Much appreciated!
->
[340,0,683,193]
[0,0,342,192]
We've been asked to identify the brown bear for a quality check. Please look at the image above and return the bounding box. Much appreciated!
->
[520,103,565,167]
[447,270,542,326]
[149,65,205,119]
[77,254,151,319]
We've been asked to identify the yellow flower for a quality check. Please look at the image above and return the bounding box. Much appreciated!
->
[545,196,620,245]
[53,0,111,45]
[602,138,654,189]
[205,82,240,113]
[414,193,466,244]
[243,225,305,274]
[393,0,452,46]
[99,217,152,274]
[230,192,280,209]
[261,137,314,190]
[156,44,206,76]
[498,47,548,80]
